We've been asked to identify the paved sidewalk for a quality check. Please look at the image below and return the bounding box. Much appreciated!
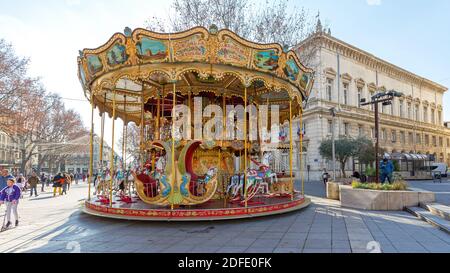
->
[408,179,450,205]
[0,182,448,253]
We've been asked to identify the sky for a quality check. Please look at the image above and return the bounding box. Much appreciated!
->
[0,0,449,149]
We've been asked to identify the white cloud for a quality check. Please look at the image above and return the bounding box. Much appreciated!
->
[367,0,382,5]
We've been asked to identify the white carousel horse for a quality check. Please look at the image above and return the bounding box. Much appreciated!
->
[227,173,245,199]
[195,167,218,195]
[94,168,110,196]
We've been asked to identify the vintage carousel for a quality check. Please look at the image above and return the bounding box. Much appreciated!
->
[78,25,314,221]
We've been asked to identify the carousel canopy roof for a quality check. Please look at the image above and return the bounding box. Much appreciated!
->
[77,26,315,124]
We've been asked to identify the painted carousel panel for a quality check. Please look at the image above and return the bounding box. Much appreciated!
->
[172,34,208,62]
[86,54,103,75]
[106,43,129,66]
[217,36,250,67]
[284,58,300,82]
[253,49,280,71]
[135,37,169,62]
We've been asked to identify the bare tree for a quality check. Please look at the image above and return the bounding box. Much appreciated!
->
[117,123,141,166]
[146,0,319,54]
[0,39,38,132]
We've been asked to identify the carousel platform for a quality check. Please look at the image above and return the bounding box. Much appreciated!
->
[83,194,311,221]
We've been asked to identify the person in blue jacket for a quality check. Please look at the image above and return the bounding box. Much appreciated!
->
[0,177,21,229]
[0,169,14,193]
[380,157,394,184]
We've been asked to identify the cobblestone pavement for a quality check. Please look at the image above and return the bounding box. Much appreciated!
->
[0,182,448,253]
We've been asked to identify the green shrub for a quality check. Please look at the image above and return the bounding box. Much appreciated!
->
[352,181,408,191]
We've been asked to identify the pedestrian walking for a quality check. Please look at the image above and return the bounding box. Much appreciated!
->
[0,178,21,229]
[61,174,68,195]
[380,157,394,184]
[40,173,47,192]
[28,172,39,197]
[15,174,25,199]
[322,168,330,186]
[46,174,51,187]
[69,173,74,190]
[52,173,63,197]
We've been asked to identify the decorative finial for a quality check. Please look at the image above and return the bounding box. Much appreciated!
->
[282,44,290,53]
[78,50,84,58]
[327,28,331,35]
[315,11,323,33]
[209,24,218,35]
[124,27,132,37]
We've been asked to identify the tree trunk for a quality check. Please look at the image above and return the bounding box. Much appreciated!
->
[20,149,27,175]
[340,161,346,178]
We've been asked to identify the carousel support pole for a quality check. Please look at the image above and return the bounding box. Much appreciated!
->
[156,88,161,140]
[171,82,176,211]
[123,95,128,195]
[109,89,117,207]
[188,88,192,140]
[244,86,248,208]
[140,82,145,166]
[222,94,226,204]
[300,103,304,196]
[289,101,294,201]
[100,95,106,166]
[88,92,94,201]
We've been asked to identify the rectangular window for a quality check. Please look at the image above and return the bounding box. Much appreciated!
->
[438,111,442,125]
[358,125,364,137]
[408,132,413,144]
[416,134,421,144]
[391,130,397,143]
[415,105,420,121]
[431,109,435,124]
[432,136,437,147]
[400,131,405,144]
[326,79,333,101]
[439,137,443,147]
[425,135,429,145]
[423,106,428,123]
[447,138,450,147]
[344,122,350,136]
[371,127,375,139]
[399,100,404,118]
[370,91,375,110]
[381,129,387,140]
[343,83,349,105]
[328,120,333,135]
[357,87,362,108]
[407,103,412,119]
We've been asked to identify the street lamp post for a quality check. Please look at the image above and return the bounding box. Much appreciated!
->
[360,90,403,183]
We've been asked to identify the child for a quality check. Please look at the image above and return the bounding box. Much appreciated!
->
[0,178,21,228]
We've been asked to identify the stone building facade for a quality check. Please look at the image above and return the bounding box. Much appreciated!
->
[293,28,450,180]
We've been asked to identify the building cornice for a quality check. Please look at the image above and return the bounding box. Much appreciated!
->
[297,33,448,93]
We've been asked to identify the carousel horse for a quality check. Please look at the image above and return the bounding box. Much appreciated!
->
[93,169,114,204]
[192,167,218,196]
[227,174,244,198]
[251,154,278,185]
[245,169,269,196]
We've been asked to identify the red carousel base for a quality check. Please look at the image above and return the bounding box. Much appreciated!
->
[83,194,310,221]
